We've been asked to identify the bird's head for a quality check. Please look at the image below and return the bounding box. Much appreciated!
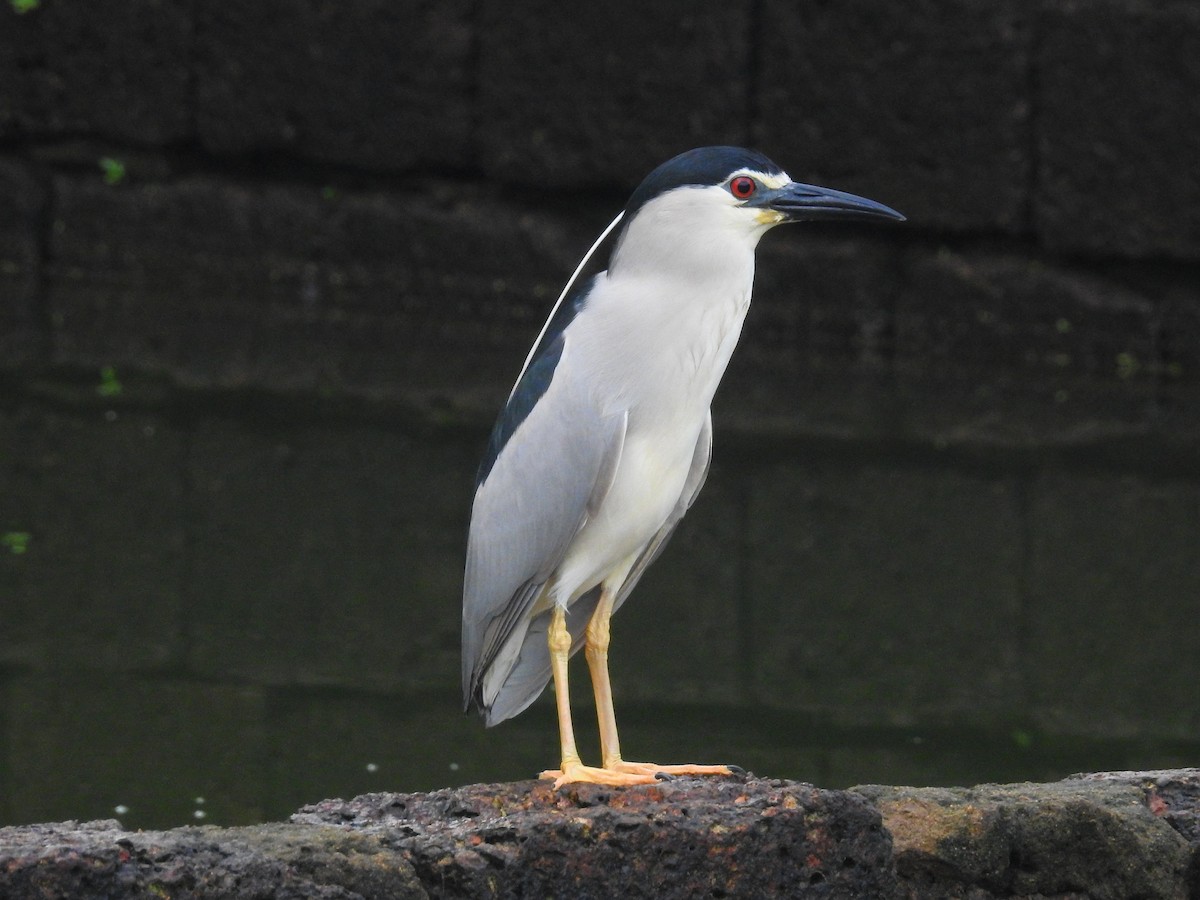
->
[610,146,903,272]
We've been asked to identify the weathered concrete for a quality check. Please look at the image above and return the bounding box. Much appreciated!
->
[758,0,1031,233]
[0,160,43,369]
[721,234,904,437]
[0,0,191,143]
[43,175,594,408]
[2,772,1197,899]
[1,0,1198,254]
[1037,0,1200,259]
[893,248,1169,445]
[194,1,473,171]
[26,166,1198,441]
[476,0,751,187]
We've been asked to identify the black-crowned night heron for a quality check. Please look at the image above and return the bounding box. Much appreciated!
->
[463,146,904,787]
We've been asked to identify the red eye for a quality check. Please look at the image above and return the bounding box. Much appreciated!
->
[729,176,757,199]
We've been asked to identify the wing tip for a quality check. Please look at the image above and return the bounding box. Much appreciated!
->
[464,684,506,729]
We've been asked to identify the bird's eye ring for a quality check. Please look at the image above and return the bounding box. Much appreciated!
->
[729,176,757,200]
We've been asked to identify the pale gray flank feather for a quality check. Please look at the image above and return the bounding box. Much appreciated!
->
[476,413,712,725]
[462,346,628,712]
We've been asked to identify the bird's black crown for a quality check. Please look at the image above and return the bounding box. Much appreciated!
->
[624,146,785,219]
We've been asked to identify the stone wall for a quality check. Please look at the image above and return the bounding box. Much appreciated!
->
[2,0,1199,828]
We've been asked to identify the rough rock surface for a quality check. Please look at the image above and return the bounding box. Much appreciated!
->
[856,768,1199,899]
[0,775,894,899]
[2,771,1198,899]
[293,775,896,898]
[0,819,426,900]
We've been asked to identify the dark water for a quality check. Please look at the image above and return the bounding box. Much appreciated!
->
[4,678,1197,833]
[3,399,1199,831]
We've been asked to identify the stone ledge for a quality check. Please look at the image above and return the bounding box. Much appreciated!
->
[1,770,1196,899]
[858,769,1198,899]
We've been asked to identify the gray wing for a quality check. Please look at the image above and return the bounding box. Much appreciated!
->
[462,340,627,717]
[475,414,713,726]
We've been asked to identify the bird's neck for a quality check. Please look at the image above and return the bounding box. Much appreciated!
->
[575,190,771,423]
[579,257,756,427]
[608,200,766,283]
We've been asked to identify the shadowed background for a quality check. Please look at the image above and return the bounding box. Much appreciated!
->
[2,0,1199,830]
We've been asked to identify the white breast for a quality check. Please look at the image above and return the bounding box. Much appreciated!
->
[550,189,762,604]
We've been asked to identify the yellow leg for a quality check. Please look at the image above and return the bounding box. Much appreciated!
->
[584,590,737,781]
[539,602,659,788]
[548,604,582,773]
[585,587,622,767]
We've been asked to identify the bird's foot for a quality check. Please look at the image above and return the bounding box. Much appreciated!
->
[540,759,740,788]
[608,759,741,779]
[539,760,661,788]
